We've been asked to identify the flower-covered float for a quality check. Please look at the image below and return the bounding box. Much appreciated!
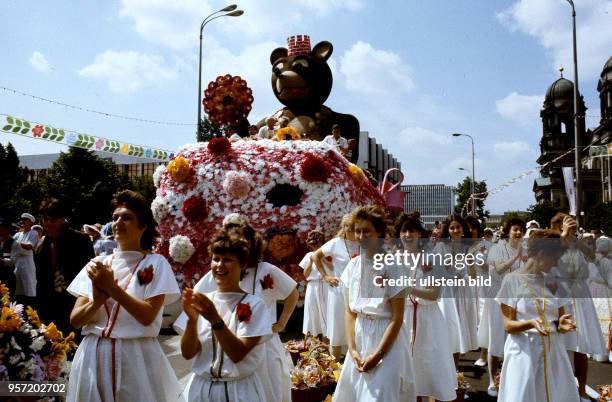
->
[152,137,384,287]
[0,281,77,386]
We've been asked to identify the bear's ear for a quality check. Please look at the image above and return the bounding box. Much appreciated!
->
[270,47,288,65]
[312,41,333,61]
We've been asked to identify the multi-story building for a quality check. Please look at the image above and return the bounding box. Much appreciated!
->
[356,131,401,184]
[400,184,456,228]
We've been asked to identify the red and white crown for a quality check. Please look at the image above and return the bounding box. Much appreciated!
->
[287,35,311,56]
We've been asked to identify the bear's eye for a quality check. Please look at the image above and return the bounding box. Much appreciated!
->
[292,59,309,69]
[274,62,284,72]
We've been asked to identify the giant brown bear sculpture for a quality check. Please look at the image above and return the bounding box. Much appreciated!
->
[264,35,360,162]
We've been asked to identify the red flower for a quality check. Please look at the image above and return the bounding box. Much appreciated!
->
[182,197,208,221]
[236,302,252,323]
[137,265,154,285]
[300,153,331,182]
[207,137,232,155]
[32,124,44,137]
[260,273,274,290]
[324,256,333,262]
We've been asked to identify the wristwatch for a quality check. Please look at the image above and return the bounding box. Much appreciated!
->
[211,319,225,331]
[377,349,385,358]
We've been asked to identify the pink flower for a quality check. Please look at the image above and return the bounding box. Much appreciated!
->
[95,138,104,150]
[223,171,251,199]
[32,124,44,138]
[45,359,62,380]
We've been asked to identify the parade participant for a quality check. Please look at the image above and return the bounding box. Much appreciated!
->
[313,213,359,359]
[434,214,477,368]
[333,205,416,402]
[36,198,94,336]
[66,190,181,402]
[496,230,579,402]
[31,224,44,252]
[478,217,525,397]
[550,213,606,401]
[321,124,349,157]
[299,230,329,338]
[396,214,456,402]
[464,216,485,367]
[0,217,16,295]
[13,212,39,304]
[590,236,612,362]
[196,218,298,402]
[175,231,272,402]
[257,117,276,139]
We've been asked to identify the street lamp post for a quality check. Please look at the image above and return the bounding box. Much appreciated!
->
[565,0,582,227]
[453,133,476,216]
[196,5,244,139]
[458,167,473,215]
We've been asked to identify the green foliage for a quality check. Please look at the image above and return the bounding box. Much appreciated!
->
[38,147,127,228]
[454,176,489,220]
[197,117,227,142]
[128,174,156,205]
[0,143,29,219]
[526,200,564,228]
[585,202,612,233]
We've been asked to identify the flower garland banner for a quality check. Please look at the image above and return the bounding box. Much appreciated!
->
[0,114,174,161]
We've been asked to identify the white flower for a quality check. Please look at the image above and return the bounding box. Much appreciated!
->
[169,235,195,264]
[30,336,45,352]
[153,164,166,188]
[151,198,169,224]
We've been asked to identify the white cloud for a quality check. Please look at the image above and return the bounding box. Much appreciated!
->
[497,0,612,79]
[296,0,364,16]
[495,92,542,126]
[78,50,178,94]
[494,141,532,155]
[29,51,50,72]
[339,41,415,95]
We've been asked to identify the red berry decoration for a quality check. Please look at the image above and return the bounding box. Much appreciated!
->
[203,74,254,126]
[300,153,331,183]
[207,137,232,155]
[182,197,208,222]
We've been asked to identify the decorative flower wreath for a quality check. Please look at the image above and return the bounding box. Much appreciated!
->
[203,74,253,126]
[275,127,301,141]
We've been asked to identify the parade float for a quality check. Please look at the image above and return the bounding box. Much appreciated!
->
[152,35,385,288]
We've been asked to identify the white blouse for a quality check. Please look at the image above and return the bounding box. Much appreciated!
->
[174,291,272,379]
[67,250,181,338]
[320,237,359,277]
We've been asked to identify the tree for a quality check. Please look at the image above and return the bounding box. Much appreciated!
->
[39,147,128,228]
[454,176,489,219]
[585,202,612,233]
[128,175,156,205]
[526,200,564,228]
[0,143,29,219]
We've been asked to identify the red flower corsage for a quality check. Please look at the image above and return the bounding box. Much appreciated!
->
[260,273,274,290]
[324,256,333,262]
[236,302,252,323]
[137,265,154,285]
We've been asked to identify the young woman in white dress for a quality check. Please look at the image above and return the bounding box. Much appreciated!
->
[478,217,525,397]
[434,214,477,369]
[12,212,39,304]
[550,213,606,401]
[395,214,456,402]
[66,190,182,402]
[175,231,273,402]
[298,230,329,337]
[496,229,579,402]
[333,206,416,402]
[313,213,359,359]
[591,236,612,361]
[196,220,298,402]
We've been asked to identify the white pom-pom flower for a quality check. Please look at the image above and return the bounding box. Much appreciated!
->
[169,235,195,264]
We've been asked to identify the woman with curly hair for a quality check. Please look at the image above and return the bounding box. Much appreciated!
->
[174,230,272,402]
[299,230,330,338]
[67,190,181,402]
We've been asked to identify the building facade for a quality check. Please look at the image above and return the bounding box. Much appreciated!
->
[401,184,456,228]
[356,131,401,184]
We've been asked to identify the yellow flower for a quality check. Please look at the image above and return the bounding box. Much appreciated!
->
[121,143,129,154]
[348,163,365,183]
[44,322,60,341]
[26,306,42,327]
[0,306,22,332]
[275,127,301,141]
[0,282,9,297]
[324,395,333,402]
[166,156,191,182]
[333,370,340,382]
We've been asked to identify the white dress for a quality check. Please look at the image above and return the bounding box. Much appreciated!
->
[478,240,524,357]
[589,256,612,355]
[434,241,478,354]
[173,291,273,402]
[553,246,607,355]
[66,250,182,402]
[332,256,416,402]
[496,272,580,402]
[12,229,39,296]
[320,237,359,347]
[404,261,456,401]
[298,251,328,336]
[198,261,296,402]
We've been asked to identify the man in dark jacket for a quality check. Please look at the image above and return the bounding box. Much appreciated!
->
[36,198,94,338]
[0,217,16,295]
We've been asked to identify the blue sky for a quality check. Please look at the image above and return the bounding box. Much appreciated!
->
[1,0,610,213]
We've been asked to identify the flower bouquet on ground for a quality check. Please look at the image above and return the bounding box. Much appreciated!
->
[455,372,471,402]
[597,385,612,401]
[286,333,328,365]
[290,336,341,402]
[0,281,77,389]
